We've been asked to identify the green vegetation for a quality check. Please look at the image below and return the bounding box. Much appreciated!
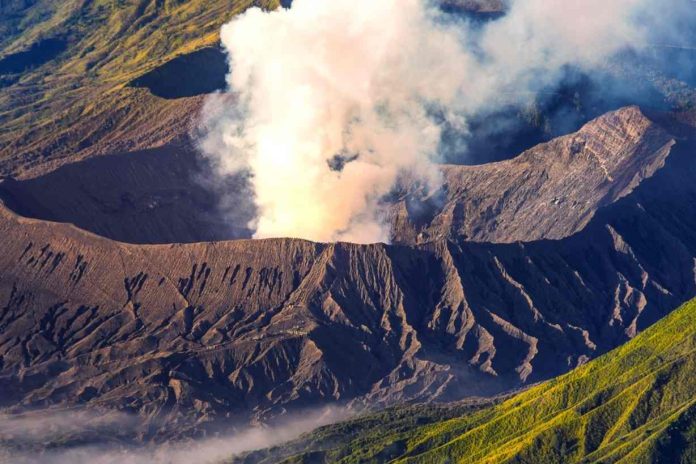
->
[238,298,696,463]
[1,0,280,80]
[0,0,279,178]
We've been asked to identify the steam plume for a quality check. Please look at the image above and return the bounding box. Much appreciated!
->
[200,0,691,243]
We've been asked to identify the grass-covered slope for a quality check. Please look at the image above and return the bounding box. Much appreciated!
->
[238,298,696,463]
[0,0,279,178]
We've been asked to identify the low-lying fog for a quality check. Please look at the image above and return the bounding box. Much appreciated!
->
[0,407,350,464]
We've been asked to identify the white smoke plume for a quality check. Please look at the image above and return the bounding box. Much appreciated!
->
[199,0,687,243]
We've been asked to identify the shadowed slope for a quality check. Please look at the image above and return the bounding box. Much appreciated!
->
[128,46,228,99]
[0,144,255,244]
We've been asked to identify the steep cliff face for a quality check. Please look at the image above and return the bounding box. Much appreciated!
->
[1,108,694,437]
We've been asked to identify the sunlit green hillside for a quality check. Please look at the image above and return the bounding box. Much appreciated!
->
[0,0,279,178]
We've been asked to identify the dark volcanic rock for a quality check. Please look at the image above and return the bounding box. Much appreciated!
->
[0,109,695,437]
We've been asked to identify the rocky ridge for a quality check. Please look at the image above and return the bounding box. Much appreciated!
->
[0,107,677,247]
[1,108,695,438]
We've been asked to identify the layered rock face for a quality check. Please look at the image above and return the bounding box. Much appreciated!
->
[1,107,695,437]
